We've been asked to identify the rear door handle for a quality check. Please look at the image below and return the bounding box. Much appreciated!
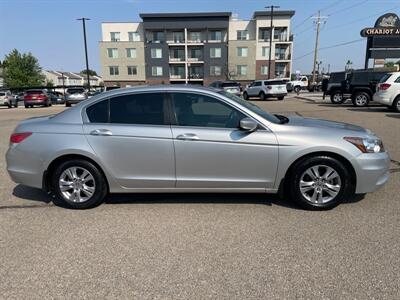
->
[90,129,113,136]
[176,133,199,141]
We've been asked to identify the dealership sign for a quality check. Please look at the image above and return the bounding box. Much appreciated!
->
[361,13,400,37]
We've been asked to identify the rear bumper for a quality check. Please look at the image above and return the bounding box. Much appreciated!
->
[353,152,391,194]
[373,94,392,105]
[267,93,287,98]
[24,100,47,105]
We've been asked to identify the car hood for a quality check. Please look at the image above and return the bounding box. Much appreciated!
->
[286,116,368,133]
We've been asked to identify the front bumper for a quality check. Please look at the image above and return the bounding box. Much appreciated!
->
[66,98,85,104]
[353,151,391,194]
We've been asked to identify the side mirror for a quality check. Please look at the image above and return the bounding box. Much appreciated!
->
[239,118,258,132]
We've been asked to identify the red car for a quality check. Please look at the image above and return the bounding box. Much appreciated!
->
[24,89,52,108]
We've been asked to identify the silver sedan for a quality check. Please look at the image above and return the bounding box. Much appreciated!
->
[6,86,390,210]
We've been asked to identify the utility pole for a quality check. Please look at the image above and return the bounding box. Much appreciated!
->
[311,11,327,84]
[77,17,91,91]
[266,5,280,79]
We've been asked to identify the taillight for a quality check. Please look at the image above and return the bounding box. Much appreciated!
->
[267,85,272,90]
[380,83,391,90]
[10,132,32,144]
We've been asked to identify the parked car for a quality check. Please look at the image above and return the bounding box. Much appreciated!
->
[373,72,400,112]
[209,81,241,96]
[48,92,65,105]
[322,71,348,104]
[65,87,88,107]
[23,89,52,108]
[0,90,18,108]
[6,86,389,210]
[243,80,287,100]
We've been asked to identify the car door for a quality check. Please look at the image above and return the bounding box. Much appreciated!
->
[83,92,175,189]
[168,91,279,190]
[249,81,262,96]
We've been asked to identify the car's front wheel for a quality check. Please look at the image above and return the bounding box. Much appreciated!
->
[287,156,353,210]
[243,92,249,100]
[277,96,284,101]
[51,159,108,209]
[330,91,345,104]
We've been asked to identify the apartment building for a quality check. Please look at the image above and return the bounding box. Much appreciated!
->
[42,70,103,87]
[99,10,294,87]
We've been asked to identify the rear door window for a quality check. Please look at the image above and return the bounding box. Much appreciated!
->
[110,93,166,125]
[379,73,393,83]
[87,100,109,123]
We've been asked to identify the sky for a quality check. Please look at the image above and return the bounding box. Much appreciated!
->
[1,0,400,76]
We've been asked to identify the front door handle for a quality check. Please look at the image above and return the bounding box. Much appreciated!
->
[90,129,113,136]
[176,133,199,141]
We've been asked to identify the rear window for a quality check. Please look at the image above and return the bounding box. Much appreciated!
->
[379,73,393,83]
[264,80,286,85]
[329,72,346,83]
[67,88,85,94]
[26,90,43,94]
[221,82,239,88]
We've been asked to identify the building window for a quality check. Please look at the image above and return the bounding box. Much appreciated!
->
[190,32,202,42]
[189,48,202,60]
[274,27,288,41]
[237,47,248,57]
[152,31,164,42]
[107,48,118,58]
[152,66,163,76]
[237,30,248,40]
[128,32,140,42]
[126,48,137,58]
[210,47,222,58]
[109,66,119,76]
[110,32,120,42]
[210,66,222,76]
[172,32,184,43]
[210,30,222,42]
[127,66,137,76]
[262,47,270,57]
[151,48,162,59]
[261,66,268,75]
[237,65,247,76]
[259,28,271,41]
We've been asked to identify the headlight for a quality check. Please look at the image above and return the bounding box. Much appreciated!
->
[344,137,384,153]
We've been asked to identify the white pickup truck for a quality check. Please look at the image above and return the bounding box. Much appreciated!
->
[288,76,309,93]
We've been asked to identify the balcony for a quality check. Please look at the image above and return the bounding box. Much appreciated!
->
[275,53,291,61]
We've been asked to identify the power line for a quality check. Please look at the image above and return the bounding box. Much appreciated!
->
[327,0,369,16]
[293,39,365,61]
[320,0,344,13]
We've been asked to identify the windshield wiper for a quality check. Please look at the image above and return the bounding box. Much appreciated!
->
[274,114,289,124]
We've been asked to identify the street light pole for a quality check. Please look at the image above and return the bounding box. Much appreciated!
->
[77,17,91,91]
[266,5,280,79]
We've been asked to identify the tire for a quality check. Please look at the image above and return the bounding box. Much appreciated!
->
[392,96,400,113]
[14,102,18,108]
[259,92,266,100]
[7,104,12,109]
[352,92,370,107]
[51,159,108,209]
[287,156,353,210]
[243,92,249,100]
[66,102,71,107]
[330,91,345,104]
[25,104,29,108]
[294,86,301,94]
[277,96,284,101]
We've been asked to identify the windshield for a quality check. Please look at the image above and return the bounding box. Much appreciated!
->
[218,91,280,124]
[221,82,240,88]
[67,88,85,94]
[26,90,43,94]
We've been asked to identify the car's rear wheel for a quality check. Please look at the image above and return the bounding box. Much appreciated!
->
[51,159,108,209]
[277,96,284,101]
[66,102,71,107]
[14,102,18,108]
[243,92,249,100]
[392,96,400,113]
[352,92,370,107]
[287,156,352,210]
[294,86,301,94]
[330,91,345,104]
[259,92,266,100]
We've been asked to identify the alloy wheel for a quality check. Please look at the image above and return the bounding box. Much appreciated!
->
[333,94,343,103]
[355,95,367,106]
[59,166,96,203]
[299,165,341,204]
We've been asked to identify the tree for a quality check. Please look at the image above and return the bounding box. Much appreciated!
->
[384,61,395,68]
[80,69,98,76]
[2,49,45,88]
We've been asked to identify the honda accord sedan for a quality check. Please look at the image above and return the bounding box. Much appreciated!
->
[6,86,390,210]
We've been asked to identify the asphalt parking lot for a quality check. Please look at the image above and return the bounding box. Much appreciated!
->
[1,95,399,299]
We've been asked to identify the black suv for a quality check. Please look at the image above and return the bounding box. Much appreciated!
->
[324,70,389,107]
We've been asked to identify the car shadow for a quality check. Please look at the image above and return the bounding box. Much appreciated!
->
[386,114,400,119]
[11,184,365,210]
